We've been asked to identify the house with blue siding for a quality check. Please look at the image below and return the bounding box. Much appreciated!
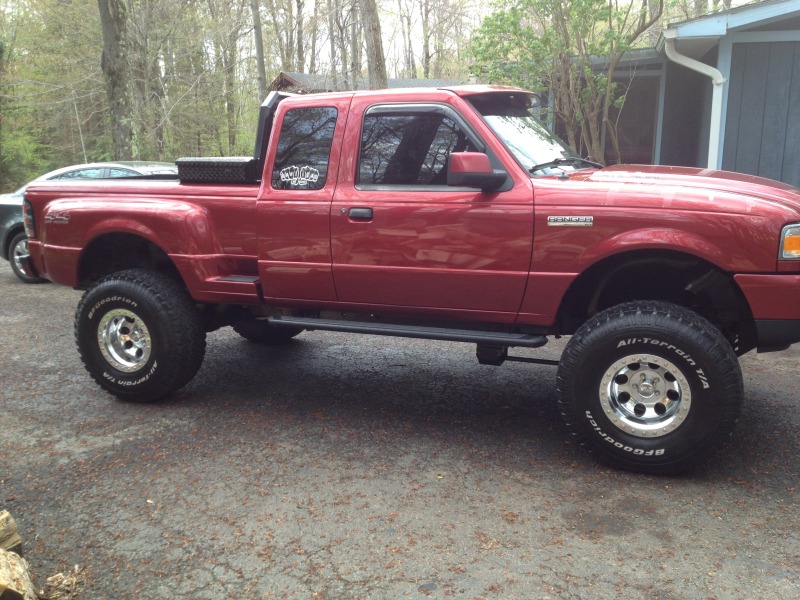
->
[614,0,800,187]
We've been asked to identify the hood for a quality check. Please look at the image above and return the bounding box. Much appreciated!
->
[585,164,800,215]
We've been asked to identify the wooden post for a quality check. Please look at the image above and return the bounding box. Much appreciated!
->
[0,512,21,554]
[0,548,37,600]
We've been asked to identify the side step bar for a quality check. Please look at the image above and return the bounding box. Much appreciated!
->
[267,315,548,348]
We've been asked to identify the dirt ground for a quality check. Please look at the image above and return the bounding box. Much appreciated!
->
[0,260,798,599]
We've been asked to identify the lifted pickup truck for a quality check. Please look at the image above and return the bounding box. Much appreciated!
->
[22,86,800,474]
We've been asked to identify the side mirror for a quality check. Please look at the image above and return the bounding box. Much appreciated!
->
[447,152,507,191]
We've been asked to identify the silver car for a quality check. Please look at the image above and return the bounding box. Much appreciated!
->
[1,161,177,283]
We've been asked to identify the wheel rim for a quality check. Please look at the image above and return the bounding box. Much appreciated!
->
[97,309,152,373]
[599,354,691,438]
[12,239,29,274]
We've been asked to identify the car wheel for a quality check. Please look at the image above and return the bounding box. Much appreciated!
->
[75,269,206,402]
[556,301,743,474]
[9,232,45,283]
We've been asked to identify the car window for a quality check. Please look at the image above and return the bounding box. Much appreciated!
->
[108,168,139,177]
[53,168,105,180]
[358,111,474,186]
[271,107,338,190]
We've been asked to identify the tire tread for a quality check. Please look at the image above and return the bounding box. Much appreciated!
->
[556,301,743,474]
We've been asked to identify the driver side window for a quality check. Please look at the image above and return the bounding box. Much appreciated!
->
[358,110,474,186]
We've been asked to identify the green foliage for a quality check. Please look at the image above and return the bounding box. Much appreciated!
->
[0,0,266,185]
[0,130,48,190]
[470,0,662,162]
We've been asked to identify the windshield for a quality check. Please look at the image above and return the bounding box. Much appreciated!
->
[466,92,585,176]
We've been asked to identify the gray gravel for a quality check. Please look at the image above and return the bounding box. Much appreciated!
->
[0,260,798,599]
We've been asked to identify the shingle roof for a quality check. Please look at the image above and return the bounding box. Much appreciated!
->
[268,71,463,93]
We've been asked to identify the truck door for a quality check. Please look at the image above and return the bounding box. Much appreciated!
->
[257,97,350,302]
[331,101,534,319]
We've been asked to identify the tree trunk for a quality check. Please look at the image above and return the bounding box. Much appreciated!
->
[225,28,238,152]
[397,0,416,77]
[326,0,339,88]
[98,0,133,160]
[251,0,268,99]
[307,0,318,73]
[266,0,291,70]
[350,0,360,86]
[295,0,305,71]
[0,42,7,180]
[360,0,387,89]
[335,0,350,89]
[421,0,431,78]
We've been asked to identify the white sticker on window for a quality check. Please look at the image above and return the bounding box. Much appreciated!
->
[279,165,320,187]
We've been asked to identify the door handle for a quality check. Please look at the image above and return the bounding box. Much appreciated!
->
[348,207,373,220]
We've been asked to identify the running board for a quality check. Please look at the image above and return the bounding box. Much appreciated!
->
[267,316,548,348]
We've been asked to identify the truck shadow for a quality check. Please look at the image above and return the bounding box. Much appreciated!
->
[177,329,577,474]
[169,329,800,482]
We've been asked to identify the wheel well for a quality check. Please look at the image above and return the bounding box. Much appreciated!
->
[557,250,757,354]
[78,233,182,288]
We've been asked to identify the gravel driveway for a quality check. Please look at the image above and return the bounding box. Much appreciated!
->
[0,260,798,599]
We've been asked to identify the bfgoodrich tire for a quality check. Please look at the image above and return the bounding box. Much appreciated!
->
[556,301,743,474]
[75,269,206,402]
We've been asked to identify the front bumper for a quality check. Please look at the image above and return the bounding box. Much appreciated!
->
[754,320,800,352]
[735,273,800,351]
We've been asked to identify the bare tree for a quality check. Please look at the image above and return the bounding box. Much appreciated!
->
[397,0,417,77]
[266,0,295,70]
[350,0,361,85]
[295,0,305,69]
[251,0,269,99]
[98,0,133,159]
[327,0,340,87]
[360,0,387,88]
[307,0,319,73]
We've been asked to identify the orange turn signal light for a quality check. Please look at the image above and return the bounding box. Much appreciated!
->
[781,225,800,259]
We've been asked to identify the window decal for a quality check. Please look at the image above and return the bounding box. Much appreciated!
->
[279,165,320,187]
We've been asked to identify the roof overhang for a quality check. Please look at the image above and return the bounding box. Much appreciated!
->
[656,0,800,59]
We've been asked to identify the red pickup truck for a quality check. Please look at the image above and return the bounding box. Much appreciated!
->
[21,86,800,474]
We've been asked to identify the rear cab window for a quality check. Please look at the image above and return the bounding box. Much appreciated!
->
[271,107,338,191]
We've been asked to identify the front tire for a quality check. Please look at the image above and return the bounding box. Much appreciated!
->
[75,269,206,402]
[557,301,743,474]
[9,232,45,283]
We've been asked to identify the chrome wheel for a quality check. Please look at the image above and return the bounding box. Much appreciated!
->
[12,237,29,273]
[9,232,44,283]
[600,353,691,438]
[97,308,152,373]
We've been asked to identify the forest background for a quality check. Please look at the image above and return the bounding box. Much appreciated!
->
[0,0,739,189]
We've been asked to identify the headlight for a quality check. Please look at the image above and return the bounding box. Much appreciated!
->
[780,224,800,259]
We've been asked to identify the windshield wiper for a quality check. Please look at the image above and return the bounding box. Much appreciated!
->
[530,157,603,174]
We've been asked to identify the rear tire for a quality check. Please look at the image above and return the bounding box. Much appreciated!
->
[556,301,743,474]
[75,269,206,402]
